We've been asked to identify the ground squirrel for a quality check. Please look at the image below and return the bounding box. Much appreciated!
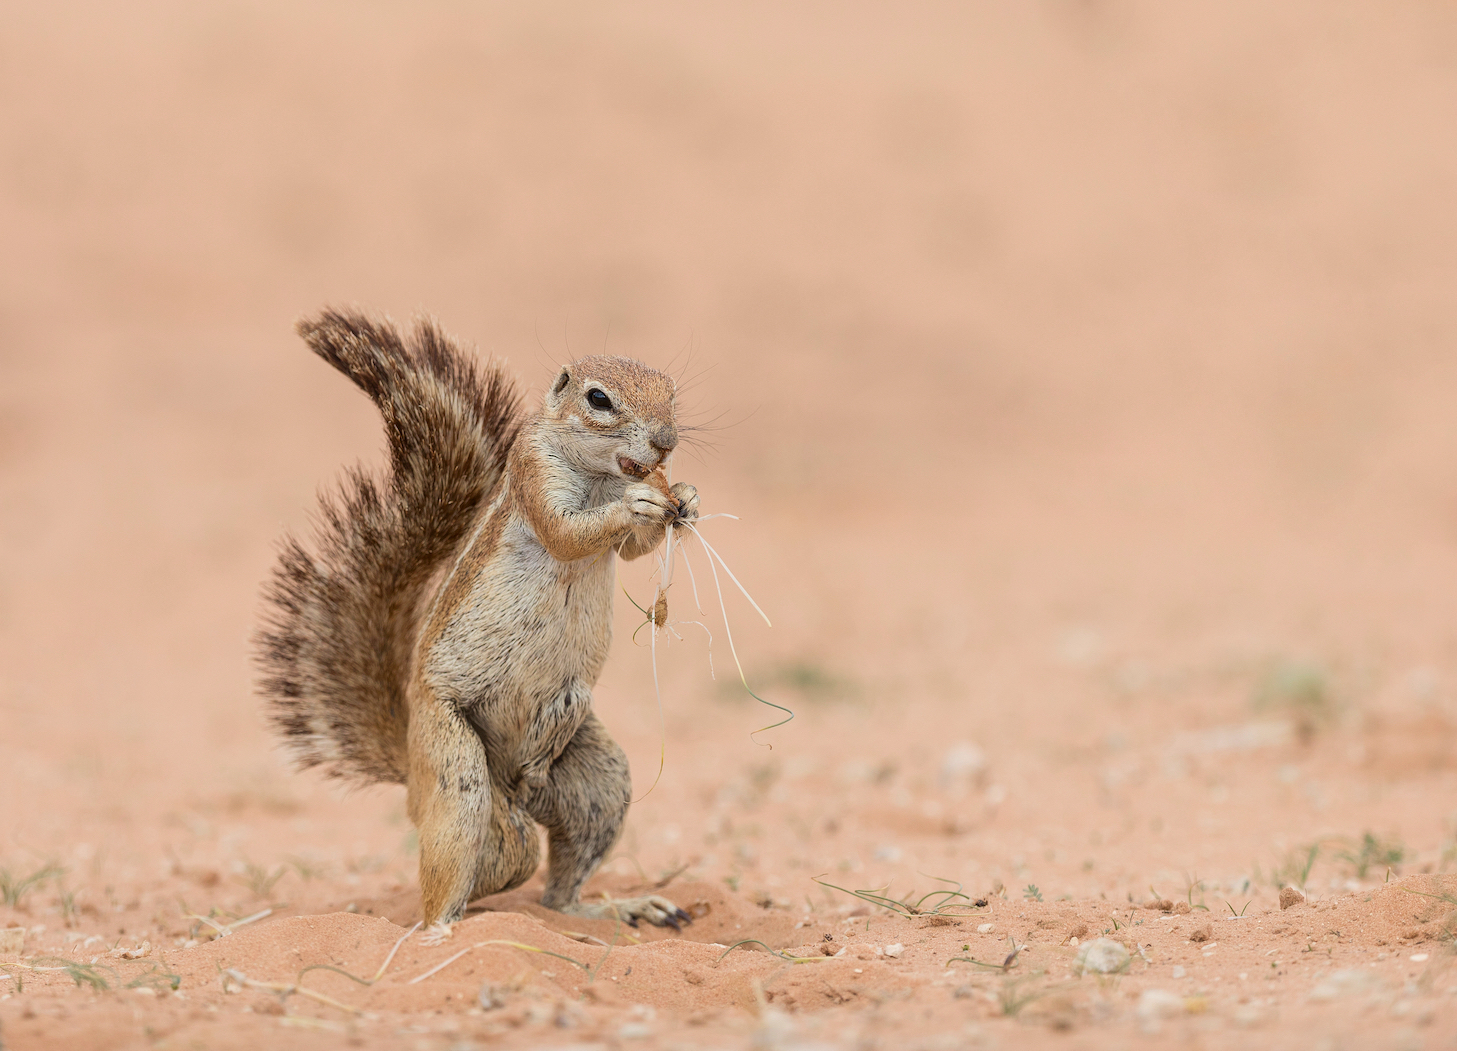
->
[256,308,697,934]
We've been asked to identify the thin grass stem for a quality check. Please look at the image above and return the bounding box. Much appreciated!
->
[681,523,791,741]
[683,524,771,628]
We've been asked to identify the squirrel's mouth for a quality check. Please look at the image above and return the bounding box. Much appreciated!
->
[617,456,653,479]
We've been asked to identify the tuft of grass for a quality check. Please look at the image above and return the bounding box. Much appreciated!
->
[126,965,182,992]
[286,856,328,881]
[235,861,286,898]
[1226,900,1251,918]
[0,864,64,908]
[1023,884,1043,902]
[813,874,986,918]
[29,956,116,991]
[1265,843,1321,892]
[1336,832,1406,880]
[998,973,1049,1017]
[1254,659,1340,742]
[1183,875,1210,911]
[57,885,82,927]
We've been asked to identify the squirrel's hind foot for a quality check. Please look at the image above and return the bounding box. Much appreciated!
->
[559,895,692,931]
[420,921,455,946]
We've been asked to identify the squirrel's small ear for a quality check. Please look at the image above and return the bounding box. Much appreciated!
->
[551,369,570,398]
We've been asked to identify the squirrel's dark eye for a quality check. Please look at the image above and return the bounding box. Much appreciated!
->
[587,389,613,411]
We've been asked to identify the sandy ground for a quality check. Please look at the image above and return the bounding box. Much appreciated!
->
[4,1,1457,1048]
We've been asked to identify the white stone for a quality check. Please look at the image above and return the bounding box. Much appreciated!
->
[1074,938,1131,975]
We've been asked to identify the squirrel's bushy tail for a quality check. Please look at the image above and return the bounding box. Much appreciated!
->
[256,309,521,785]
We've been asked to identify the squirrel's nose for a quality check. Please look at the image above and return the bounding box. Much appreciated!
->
[649,425,677,458]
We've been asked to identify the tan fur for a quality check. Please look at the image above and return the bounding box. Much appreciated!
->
[257,310,699,929]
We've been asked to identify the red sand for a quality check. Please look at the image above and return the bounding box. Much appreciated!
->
[4,2,1457,1048]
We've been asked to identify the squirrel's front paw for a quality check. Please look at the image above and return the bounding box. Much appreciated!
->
[668,482,699,523]
[622,482,677,528]
[420,921,454,946]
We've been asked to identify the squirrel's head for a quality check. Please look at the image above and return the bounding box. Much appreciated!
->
[543,356,678,479]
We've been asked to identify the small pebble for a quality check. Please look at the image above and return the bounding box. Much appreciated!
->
[1074,938,1131,975]
[1136,988,1185,1031]
[1410,953,1429,962]
[977,923,994,934]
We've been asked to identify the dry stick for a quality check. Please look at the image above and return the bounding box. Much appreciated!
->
[304,922,421,986]
[296,921,422,993]
[230,908,273,930]
[223,968,361,1015]
[279,1016,347,1033]
[189,915,232,938]
[717,939,827,964]
[410,945,473,985]
[407,940,587,985]
[188,907,272,939]
[373,922,421,982]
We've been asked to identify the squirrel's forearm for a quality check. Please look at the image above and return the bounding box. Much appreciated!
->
[531,504,634,562]
[511,438,641,562]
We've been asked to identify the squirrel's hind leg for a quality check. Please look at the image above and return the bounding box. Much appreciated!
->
[407,685,538,928]
[523,714,691,930]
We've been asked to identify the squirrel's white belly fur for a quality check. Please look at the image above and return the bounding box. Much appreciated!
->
[423,512,614,767]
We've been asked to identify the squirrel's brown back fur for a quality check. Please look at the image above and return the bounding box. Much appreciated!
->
[255,309,521,785]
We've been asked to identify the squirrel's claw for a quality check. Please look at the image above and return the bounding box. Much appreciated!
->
[555,894,692,931]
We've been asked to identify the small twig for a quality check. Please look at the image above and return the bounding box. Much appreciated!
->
[631,862,690,893]
[586,913,626,982]
[222,968,360,1015]
[187,908,273,939]
[409,946,473,985]
[407,940,587,985]
[188,914,233,937]
[717,939,826,964]
[279,1016,347,1032]
[230,908,273,930]
[295,921,420,989]
[373,922,420,982]
[946,955,1010,971]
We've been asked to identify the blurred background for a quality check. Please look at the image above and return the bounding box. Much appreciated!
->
[3,0,1457,918]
